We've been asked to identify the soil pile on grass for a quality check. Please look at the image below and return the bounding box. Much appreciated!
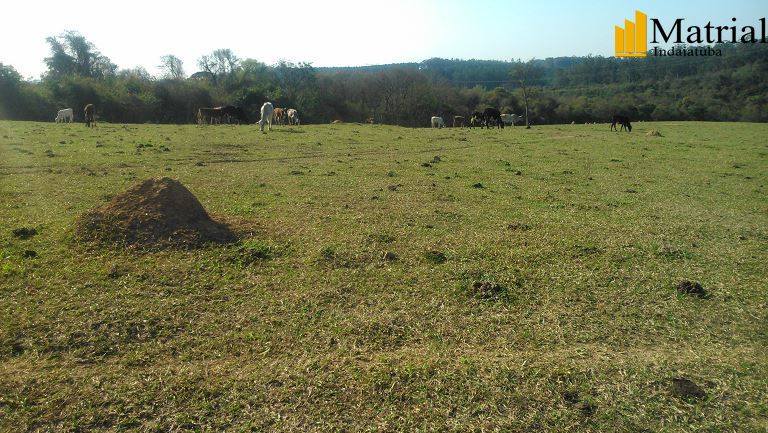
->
[671,377,707,400]
[676,280,707,298]
[76,177,236,248]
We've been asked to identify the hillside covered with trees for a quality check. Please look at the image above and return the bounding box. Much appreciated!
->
[1,31,766,125]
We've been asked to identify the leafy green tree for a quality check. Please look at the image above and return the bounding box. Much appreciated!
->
[197,49,240,87]
[44,31,116,78]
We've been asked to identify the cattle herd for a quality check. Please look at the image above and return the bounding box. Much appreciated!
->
[52,104,632,132]
[431,108,524,129]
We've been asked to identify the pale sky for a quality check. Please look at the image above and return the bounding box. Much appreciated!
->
[1,0,764,80]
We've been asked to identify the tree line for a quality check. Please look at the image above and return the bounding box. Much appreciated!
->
[1,31,766,125]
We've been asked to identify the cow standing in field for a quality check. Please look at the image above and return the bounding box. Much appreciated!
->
[483,108,504,129]
[259,102,274,132]
[272,107,286,125]
[610,114,632,132]
[55,108,73,123]
[84,104,96,127]
[469,112,484,128]
[431,116,445,128]
[287,108,300,125]
[500,113,523,126]
[453,115,465,128]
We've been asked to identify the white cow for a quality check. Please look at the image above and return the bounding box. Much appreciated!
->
[500,113,524,126]
[259,102,274,132]
[55,108,74,123]
[431,116,445,128]
[287,108,300,125]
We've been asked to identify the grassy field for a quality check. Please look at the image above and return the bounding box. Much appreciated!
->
[1,120,766,432]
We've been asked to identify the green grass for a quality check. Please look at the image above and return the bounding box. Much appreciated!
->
[1,120,767,431]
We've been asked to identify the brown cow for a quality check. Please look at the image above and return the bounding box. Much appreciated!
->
[84,104,96,127]
[272,107,286,125]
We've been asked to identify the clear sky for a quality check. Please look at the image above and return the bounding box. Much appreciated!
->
[1,0,764,79]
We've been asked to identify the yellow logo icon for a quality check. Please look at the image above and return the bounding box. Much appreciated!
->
[615,10,648,57]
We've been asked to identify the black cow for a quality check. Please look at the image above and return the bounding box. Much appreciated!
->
[469,111,484,128]
[610,114,632,132]
[483,108,504,129]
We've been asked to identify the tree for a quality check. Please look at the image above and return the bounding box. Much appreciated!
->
[197,49,241,86]
[44,31,116,78]
[0,63,23,119]
[159,55,185,80]
[510,61,543,128]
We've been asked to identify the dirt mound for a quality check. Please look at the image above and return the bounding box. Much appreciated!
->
[12,227,37,239]
[470,281,506,299]
[676,280,707,297]
[671,377,706,400]
[76,177,236,248]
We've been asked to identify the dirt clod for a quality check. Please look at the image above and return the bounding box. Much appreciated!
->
[676,280,707,297]
[574,401,597,415]
[671,377,706,399]
[470,281,506,299]
[424,250,447,264]
[107,264,127,279]
[75,177,236,248]
[12,227,37,239]
[382,251,398,261]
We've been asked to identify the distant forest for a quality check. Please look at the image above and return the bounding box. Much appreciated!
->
[1,31,767,126]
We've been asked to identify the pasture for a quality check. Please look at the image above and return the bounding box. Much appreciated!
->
[1,120,766,431]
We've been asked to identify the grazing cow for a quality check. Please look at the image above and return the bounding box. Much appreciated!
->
[431,116,445,128]
[610,114,632,132]
[84,104,96,127]
[221,105,247,124]
[453,115,465,128]
[259,102,274,132]
[500,113,523,126]
[272,107,286,125]
[55,108,73,123]
[482,108,504,129]
[469,111,484,128]
[366,117,375,124]
[287,108,300,125]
